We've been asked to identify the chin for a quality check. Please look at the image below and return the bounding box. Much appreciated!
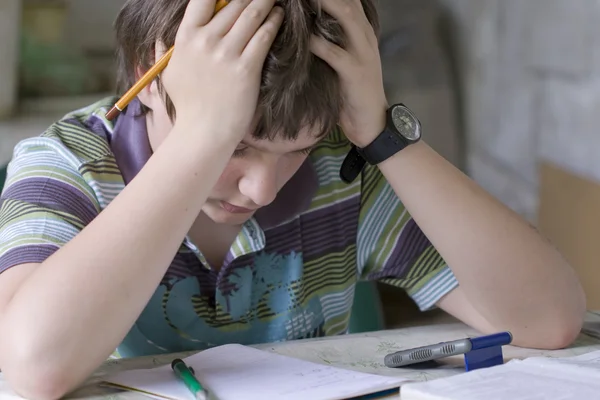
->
[202,202,255,226]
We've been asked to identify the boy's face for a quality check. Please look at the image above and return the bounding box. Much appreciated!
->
[142,87,322,226]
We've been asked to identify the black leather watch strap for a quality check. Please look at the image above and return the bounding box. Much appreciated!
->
[356,127,410,165]
[339,104,421,183]
[339,146,366,184]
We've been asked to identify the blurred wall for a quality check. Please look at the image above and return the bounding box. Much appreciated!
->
[0,0,21,118]
[64,0,123,52]
[440,0,600,222]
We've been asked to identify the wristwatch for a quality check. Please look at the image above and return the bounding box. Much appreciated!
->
[340,103,422,184]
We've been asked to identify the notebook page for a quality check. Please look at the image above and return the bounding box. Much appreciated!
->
[104,344,409,400]
[524,349,600,374]
[400,359,600,400]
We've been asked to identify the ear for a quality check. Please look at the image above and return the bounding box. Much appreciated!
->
[136,41,169,111]
[135,64,161,111]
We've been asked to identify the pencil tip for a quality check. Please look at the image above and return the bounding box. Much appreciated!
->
[106,106,120,121]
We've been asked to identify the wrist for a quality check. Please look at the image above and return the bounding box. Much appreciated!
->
[354,103,423,167]
[348,105,388,149]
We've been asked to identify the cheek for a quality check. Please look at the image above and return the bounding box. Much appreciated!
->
[212,155,309,197]
[211,160,243,195]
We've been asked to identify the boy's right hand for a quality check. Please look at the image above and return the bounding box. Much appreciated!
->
[161,0,284,138]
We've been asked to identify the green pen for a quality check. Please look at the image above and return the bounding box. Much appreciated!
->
[171,358,209,400]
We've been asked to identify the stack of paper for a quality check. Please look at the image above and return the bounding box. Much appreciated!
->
[400,350,600,400]
[103,344,409,400]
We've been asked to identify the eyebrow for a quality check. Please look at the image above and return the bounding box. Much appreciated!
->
[240,140,316,154]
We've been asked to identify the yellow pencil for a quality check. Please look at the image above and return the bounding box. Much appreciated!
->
[106,0,230,120]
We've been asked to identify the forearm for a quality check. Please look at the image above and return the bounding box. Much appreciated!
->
[0,121,238,397]
[379,142,585,336]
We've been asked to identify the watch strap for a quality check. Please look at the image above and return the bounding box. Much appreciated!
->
[339,103,421,183]
[339,146,367,184]
[357,126,410,165]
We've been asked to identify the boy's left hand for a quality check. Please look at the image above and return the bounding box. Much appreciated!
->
[310,0,388,148]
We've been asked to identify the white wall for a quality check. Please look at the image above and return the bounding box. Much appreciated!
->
[440,0,600,222]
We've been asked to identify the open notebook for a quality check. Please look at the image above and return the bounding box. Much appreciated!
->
[103,344,409,400]
[401,350,600,399]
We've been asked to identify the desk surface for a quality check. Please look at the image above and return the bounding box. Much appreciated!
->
[2,312,600,399]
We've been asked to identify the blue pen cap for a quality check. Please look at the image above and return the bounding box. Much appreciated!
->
[469,332,513,350]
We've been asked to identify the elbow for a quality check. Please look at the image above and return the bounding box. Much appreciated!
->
[520,268,587,350]
[543,278,587,350]
[534,316,583,350]
[3,365,73,400]
[2,360,74,400]
[2,359,74,400]
[513,295,586,350]
[0,341,75,400]
[510,315,583,350]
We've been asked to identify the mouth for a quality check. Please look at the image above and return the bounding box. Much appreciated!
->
[220,201,255,214]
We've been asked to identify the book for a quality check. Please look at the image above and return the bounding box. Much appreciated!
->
[102,344,409,400]
[400,349,600,399]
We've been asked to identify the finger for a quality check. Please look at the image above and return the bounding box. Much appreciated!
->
[223,0,278,52]
[318,0,371,50]
[242,6,284,63]
[179,0,218,34]
[205,0,256,37]
[310,34,350,71]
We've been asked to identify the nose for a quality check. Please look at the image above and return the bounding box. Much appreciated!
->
[238,159,279,207]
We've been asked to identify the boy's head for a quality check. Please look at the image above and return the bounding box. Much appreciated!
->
[114,0,379,225]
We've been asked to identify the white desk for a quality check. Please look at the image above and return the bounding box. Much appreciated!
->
[2,312,599,399]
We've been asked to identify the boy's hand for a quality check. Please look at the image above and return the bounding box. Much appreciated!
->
[161,0,284,137]
[310,0,388,148]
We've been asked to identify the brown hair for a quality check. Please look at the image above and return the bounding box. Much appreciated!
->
[115,0,379,140]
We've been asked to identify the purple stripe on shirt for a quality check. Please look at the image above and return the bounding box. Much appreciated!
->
[82,115,111,141]
[0,245,57,273]
[263,221,302,255]
[277,198,359,261]
[300,207,359,259]
[263,197,360,255]
[368,218,432,280]
[2,178,99,225]
[163,252,219,293]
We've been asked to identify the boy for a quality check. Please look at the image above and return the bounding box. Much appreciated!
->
[0,0,585,398]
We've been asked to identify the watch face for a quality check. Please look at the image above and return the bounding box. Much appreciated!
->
[391,105,421,141]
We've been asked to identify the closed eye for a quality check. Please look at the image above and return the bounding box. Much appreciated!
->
[232,147,248,158]
[296,147,313,156]
[232,146,314,158]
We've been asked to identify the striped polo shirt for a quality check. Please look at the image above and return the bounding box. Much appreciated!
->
[0,97,458,357]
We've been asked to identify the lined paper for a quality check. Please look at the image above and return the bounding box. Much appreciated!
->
[401,350,600,400]
[103,344,409,400]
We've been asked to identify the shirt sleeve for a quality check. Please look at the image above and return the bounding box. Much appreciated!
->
[0,135,100,274]
[356,163,459,311]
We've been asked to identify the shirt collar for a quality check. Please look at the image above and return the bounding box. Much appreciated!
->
[109,98,319,231]
[110,98,153,185]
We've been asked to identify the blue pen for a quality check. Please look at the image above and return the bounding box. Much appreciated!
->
[384,332,512,368]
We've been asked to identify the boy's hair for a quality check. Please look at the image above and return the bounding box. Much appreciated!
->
[115,0,379,140]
